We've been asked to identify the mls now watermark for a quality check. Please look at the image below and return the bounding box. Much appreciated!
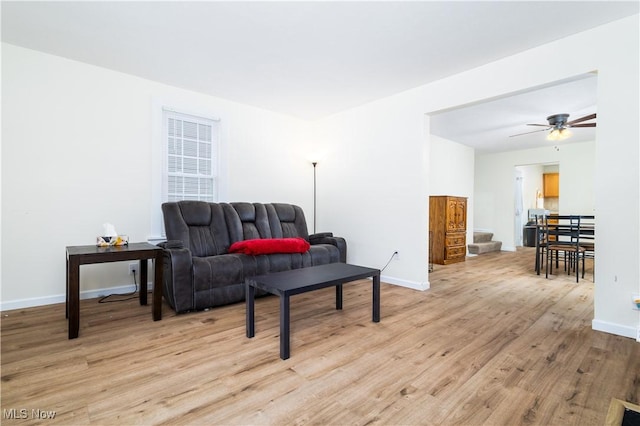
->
[3,408,57,420]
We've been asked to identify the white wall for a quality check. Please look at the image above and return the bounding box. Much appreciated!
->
[1,43,312,308]
[429,134,475,253]
[310,92,430,290]
[315,16,639,338]
[475,141,596,251]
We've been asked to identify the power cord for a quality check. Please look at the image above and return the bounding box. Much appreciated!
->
[98,270,139,303]
[380,251,398,272]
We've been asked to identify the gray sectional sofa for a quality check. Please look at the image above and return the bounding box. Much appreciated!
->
[159,201,347,313]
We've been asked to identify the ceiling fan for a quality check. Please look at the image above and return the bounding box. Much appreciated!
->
[510,113,597,140]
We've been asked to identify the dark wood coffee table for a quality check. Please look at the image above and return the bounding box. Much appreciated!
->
[245,263,381,359]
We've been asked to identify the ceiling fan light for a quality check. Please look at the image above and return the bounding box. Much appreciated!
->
[547,129,561,141]
[559,128,572,140]
[546,128,572,141]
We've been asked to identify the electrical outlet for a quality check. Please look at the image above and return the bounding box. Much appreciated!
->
[129,263,138,275]
[394,251,399,260]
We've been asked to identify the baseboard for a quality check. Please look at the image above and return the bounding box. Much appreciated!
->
[592,319,639,340]
[2,276,428,311]
[381,275,430,291]
[501,245,516,252]
[0,282,153,312]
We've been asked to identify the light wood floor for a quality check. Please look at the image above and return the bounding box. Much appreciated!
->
[2,248,638,425]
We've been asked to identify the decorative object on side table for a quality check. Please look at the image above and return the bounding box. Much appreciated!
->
[96,235,129,246]
[97,222,128,246]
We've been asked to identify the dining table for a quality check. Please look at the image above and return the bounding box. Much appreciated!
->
[534,215,595,276]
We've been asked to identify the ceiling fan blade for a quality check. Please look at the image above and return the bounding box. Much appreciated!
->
[566,113,596,125]
[526,124,550,127]
[569,123,596,128]
[509,128,549,138]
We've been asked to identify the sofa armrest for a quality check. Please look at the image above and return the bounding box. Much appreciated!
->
[157,242,194,313]
[309,232,333,240]
[309,232,347,263]
[158,240,184,250]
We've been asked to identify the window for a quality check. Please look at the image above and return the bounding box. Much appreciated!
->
[150,104,224,241]
[163,109,219,202]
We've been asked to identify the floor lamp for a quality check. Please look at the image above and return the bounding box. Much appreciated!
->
[312,162,317,234]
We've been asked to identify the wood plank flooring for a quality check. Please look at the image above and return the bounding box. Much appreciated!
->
[2,248,639,425]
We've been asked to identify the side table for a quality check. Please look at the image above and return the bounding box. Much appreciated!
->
[66,242,163,339]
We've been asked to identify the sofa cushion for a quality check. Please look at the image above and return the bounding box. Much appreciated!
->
[229,238,310,255]
[162,201,231,257]
[272,203,309,238]
[233,203,273,240]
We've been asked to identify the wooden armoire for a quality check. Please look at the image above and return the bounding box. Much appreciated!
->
[429,196,467,265]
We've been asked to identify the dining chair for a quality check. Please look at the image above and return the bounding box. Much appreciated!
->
[545,215,586,283]
[534,214,547,275]
[577,216,595,281]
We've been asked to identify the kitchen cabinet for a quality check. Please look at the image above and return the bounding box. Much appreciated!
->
[543,173,559,197]
[429,196,467,265]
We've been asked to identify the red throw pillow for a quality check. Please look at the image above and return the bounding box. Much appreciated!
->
[228,238,310,255]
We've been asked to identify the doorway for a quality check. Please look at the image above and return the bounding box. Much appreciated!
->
[514,163,560,247]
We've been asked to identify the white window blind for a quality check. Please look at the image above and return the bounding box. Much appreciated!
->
[163,110,219,202]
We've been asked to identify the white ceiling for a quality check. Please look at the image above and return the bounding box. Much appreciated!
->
[1,1,638,151]
[430,74,599,154]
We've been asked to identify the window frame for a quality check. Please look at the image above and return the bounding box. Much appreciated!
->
[150,102,224,242]
[162,108,219,203]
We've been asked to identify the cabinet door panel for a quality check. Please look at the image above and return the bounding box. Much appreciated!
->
[446,198,467,232]
[543,173,559,197]
[446,199,458,231]
[454,199,467,231]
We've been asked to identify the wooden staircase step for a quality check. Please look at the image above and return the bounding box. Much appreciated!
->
[468,240,502,255]
[473,232,494,243]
